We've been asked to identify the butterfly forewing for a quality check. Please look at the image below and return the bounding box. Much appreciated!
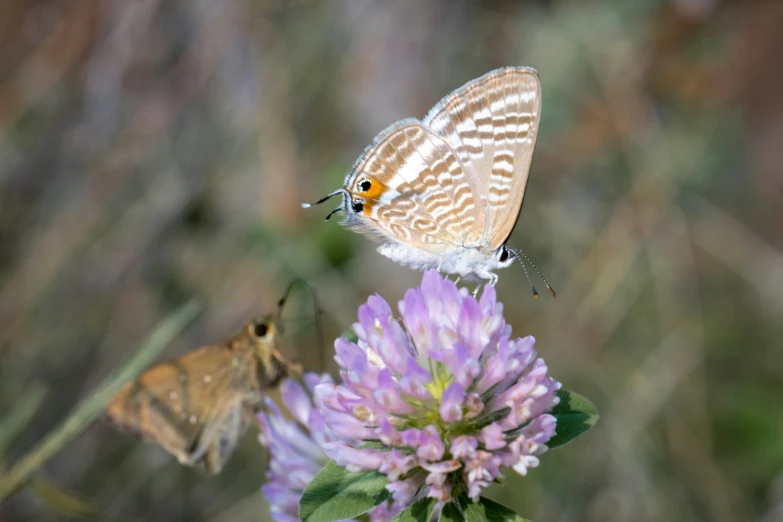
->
[106,343,262,473]
[423,67,541,249]
[344,120,484,248]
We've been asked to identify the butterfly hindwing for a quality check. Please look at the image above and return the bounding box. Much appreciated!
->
[424,67,541,249]
[202,404,253,474]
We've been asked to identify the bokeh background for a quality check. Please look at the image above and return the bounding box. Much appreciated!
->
[1,0,782,520]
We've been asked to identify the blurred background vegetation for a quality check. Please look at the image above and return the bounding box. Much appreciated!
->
[1,0,782,521]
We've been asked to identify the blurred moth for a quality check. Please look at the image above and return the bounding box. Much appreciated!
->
[106,289,302,474]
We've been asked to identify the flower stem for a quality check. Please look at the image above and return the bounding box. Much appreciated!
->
[0,300,201,501]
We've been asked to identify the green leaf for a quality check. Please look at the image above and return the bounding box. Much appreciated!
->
[439,501,465,521]
[299,460,390,522]
[467,497,531,522]
[392,497,436,522]
[437,496,531,522]
[359,440,388,450]
[473,406,511,430]
[547,389,599,449]
[340,328,359,343]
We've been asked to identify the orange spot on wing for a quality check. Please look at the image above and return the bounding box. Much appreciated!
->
[355,177,387,200]
[353,177,388,216]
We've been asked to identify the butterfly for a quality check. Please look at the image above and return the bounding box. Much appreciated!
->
[303,66,554,296]
[106,292,301,474]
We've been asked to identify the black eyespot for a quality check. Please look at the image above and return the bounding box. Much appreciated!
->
[352,200,364,213]
[254,323,269,337]
[358,179,372,192]
[499,248,510,262]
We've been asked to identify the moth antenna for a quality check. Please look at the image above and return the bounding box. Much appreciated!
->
[301,189,348,208]
[276,281,296,324]
[276,278,325,369]
[277,279,319,319]
[511,248,556,298]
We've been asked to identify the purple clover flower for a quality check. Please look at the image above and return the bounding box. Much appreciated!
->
[315,270,561,509]
[258,373,345,522]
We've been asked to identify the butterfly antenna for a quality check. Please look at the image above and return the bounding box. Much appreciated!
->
[511,248,556,298]
[510,248,539,299]
[301,189,348,221]
[323,207,342,221]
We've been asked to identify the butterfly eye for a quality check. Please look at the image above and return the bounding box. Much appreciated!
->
[358,179,372,192]
[352,200,364,213]
[253,323,269,338]
[499,247,510,262]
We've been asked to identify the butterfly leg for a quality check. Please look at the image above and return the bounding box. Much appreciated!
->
[474,270,498,289]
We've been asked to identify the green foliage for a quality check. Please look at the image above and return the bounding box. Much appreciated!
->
[547,390,600,449]
[440,496,531,522]
[466,497,531,522]
[340,328,359,344]
[299,460,390,522]
[392,498,436,522]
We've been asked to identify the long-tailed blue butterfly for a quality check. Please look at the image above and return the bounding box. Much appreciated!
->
[304,67,554,297]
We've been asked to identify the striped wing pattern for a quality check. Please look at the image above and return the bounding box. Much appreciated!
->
[344,120,485,249]
[336,66,541,276]
[423,67,541,250]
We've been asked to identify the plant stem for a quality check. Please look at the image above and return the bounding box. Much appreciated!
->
[0,300,201,501]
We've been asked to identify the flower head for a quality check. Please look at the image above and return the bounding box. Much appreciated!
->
[315,270,561,508]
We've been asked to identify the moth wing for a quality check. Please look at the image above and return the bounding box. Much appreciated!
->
[201,404,255,474]
[423,67,542,249]
[343,120,486,251]
[191,362,265,473]
[106,345,239,468]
